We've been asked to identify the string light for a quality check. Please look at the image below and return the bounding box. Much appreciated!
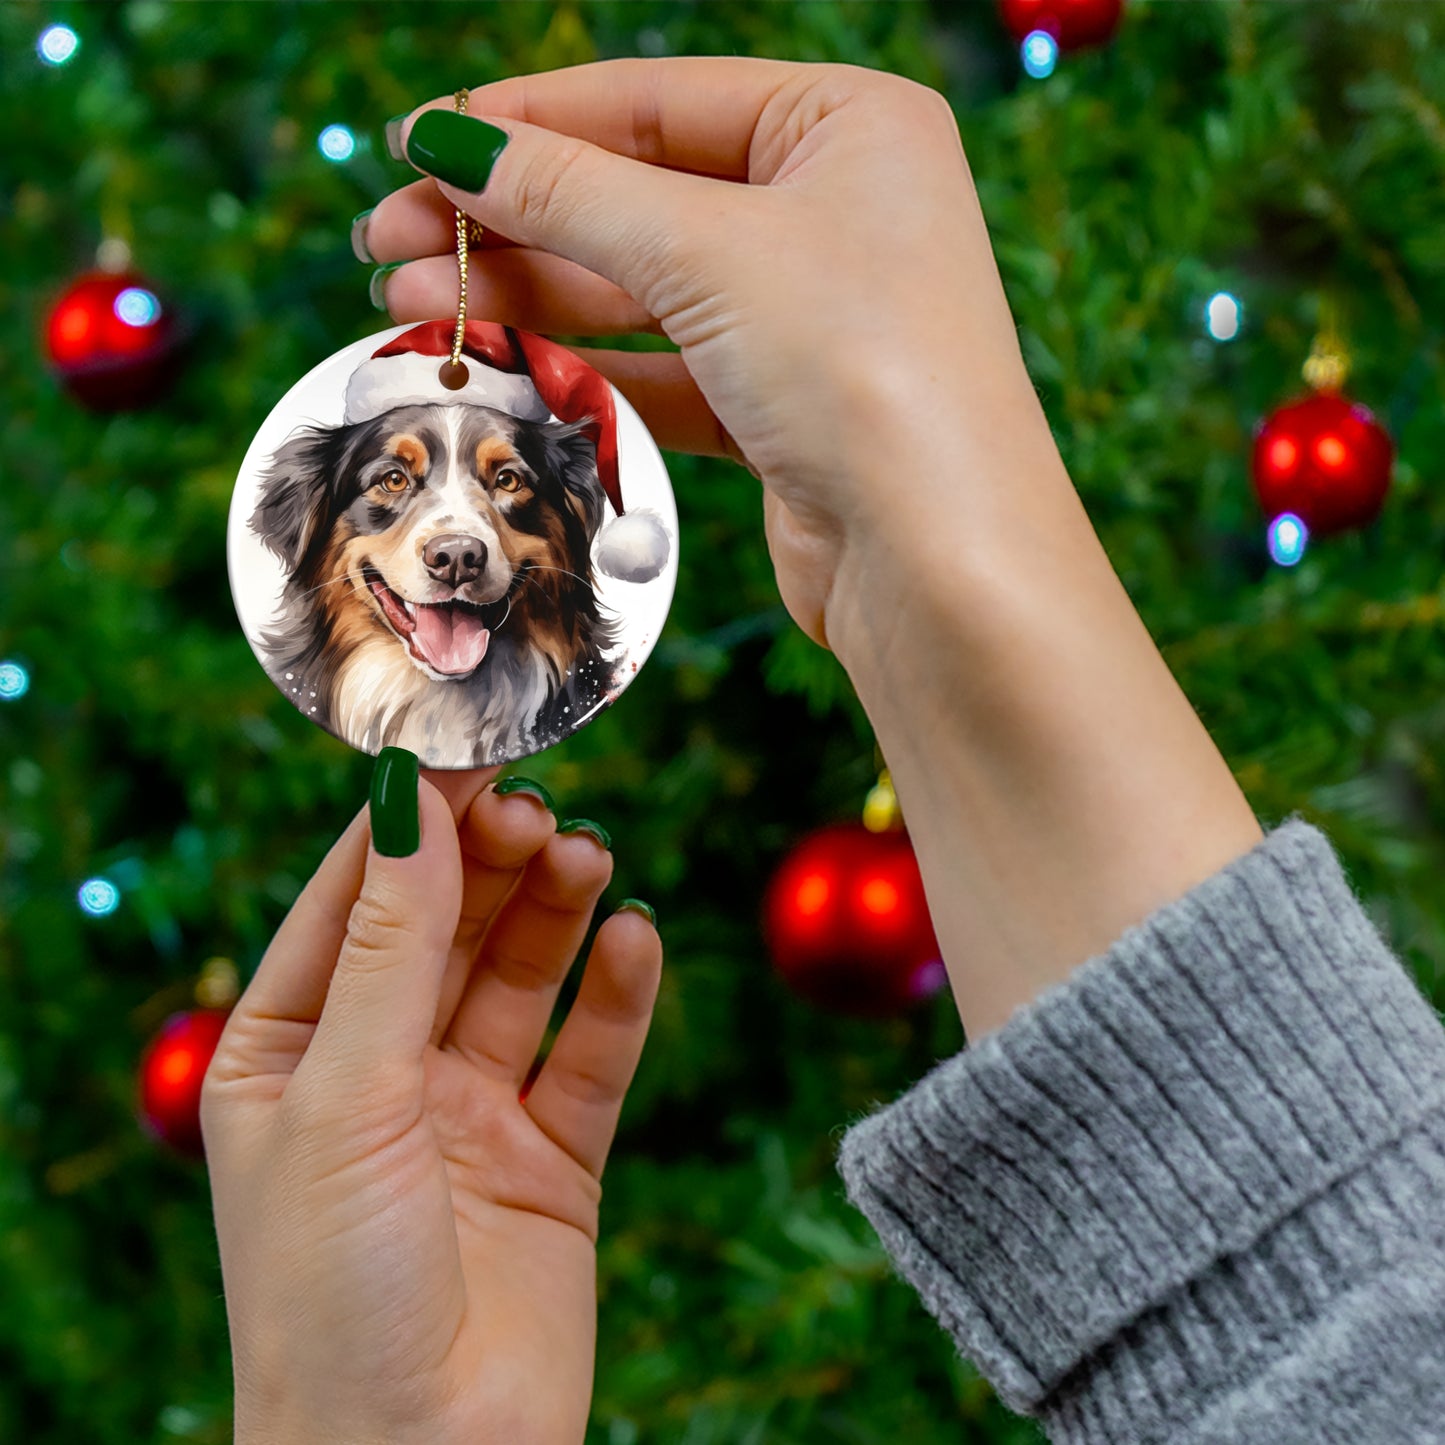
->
[1267,512,1308,567]
[0,660,29,701]
[78,878,121,917]
[114,287,162,328]
[1205,291,1242,341]
[37,24,79,66]
[318,124,356,162]
[1021,30,1059,78]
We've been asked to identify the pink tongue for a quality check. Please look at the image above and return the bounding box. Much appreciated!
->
[410,605,490,675]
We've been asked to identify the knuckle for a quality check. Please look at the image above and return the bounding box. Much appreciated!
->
[341,893,410,969]
[848,67,956,132]
[550,1059,619,1110]
[512,136,591,231]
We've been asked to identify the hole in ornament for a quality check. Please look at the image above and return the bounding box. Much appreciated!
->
[439,358,469,391]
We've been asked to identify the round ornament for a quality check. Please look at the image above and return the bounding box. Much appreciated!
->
[45,269,180,410]
[763,822,945,1017]
[138,1008,230,1157]
[228,320,677,768]
[998,0,1124,50]
[1251,391,1393,537]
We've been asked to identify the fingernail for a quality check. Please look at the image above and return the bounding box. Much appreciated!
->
[558,818,611,851]
[350,208,375,264]
[617,898,656,926]
[405,110,510,192]
[370,746,420,857]
[369,262,404,311]
[493,775,555,812]
[384,113,409,162]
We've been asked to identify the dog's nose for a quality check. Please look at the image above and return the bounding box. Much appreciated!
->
[422,533,487,588]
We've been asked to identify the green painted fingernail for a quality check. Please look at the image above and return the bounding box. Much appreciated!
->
[384,114,409,162]
[558,818,611,851]
[493,775,555,812]
[617,898,656,926]
[350,208,375,264]
[369,262,404,311]
[370,747,420,857]
[405,110,510,192]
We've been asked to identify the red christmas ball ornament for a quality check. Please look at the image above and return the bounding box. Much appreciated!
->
[1251,392,1393,537]
[45,269,181,410]
[998,0,1124,50]
[764,822,945,1017]
[138,1009,230,1156]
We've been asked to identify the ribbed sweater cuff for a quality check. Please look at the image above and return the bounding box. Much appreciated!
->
[836,819,1445,1425]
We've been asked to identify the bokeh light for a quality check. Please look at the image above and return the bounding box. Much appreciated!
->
[0,660,29,700]
[37,24,79,66]
[114,287,162,328]
[859,876,900,919]
[318,124,356,162]
[78,878,121,917]
[1267,512,1309,567]
[1021,30,1059,79]
[793,872,831,918]
[1205,291,1242,341]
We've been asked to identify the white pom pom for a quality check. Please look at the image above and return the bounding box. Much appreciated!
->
[595,509,670,583]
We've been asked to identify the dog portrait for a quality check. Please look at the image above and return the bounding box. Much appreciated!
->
[229,322,676,767]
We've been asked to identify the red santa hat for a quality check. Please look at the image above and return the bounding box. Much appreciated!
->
[344,321,669,582]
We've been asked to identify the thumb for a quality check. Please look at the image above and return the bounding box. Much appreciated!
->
[304,749,463,1084]
[398,107,733,317]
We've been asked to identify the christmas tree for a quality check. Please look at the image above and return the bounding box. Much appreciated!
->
[2,3,1443,1441]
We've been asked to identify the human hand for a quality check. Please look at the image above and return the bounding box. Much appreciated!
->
[360,57,1055,662]
[202,756,661,1445]
[360,61,1263,1042]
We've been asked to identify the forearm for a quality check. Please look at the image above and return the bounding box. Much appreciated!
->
[827,386,1262,1039]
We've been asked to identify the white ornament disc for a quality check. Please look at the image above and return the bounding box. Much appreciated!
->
[228,321,677,768]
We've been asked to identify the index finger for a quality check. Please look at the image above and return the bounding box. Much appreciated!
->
[408,55,810,181]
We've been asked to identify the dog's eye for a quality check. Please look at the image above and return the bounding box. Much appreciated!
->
[495,468,525,493]
[379,469,410,494]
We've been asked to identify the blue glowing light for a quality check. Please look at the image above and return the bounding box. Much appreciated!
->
[318,124,357,162]
[78,877,121,917]
[1205,291,1242,342]
[38,24,79,66]
[0,661,29,700]
[1267,512,1309,567]
[1021,30,1059,79]
[114,287,161,328]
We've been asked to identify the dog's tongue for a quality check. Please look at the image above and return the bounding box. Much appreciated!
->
[410,604,490,676]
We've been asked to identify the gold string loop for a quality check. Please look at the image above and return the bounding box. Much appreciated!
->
[439,88,482,390]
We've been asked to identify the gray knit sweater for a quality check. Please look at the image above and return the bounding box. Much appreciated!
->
[836,819,1445,1442]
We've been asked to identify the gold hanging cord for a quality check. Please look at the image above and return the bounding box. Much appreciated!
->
[440,88,485,390]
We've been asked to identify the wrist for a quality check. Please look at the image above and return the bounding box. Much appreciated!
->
[825,425,1261,1038]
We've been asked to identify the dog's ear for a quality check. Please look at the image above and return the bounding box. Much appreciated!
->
[544,419,608,538]
[250,427,337,571]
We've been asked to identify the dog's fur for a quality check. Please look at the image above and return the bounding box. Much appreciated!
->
[249,401,619,765]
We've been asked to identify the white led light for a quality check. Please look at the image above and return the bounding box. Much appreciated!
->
[1205,291,1242,342]
[1267,512,1308,567]
[1022,30,1059,80]
[38,24,79,66]
[114,287,161,327]
[78,877,121,917]
[0,660,29,700]
[318,124,357,163]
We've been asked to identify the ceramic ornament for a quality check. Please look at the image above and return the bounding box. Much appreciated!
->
[228,320,677,768]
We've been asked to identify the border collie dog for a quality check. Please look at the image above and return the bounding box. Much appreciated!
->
[249,401,619,766]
